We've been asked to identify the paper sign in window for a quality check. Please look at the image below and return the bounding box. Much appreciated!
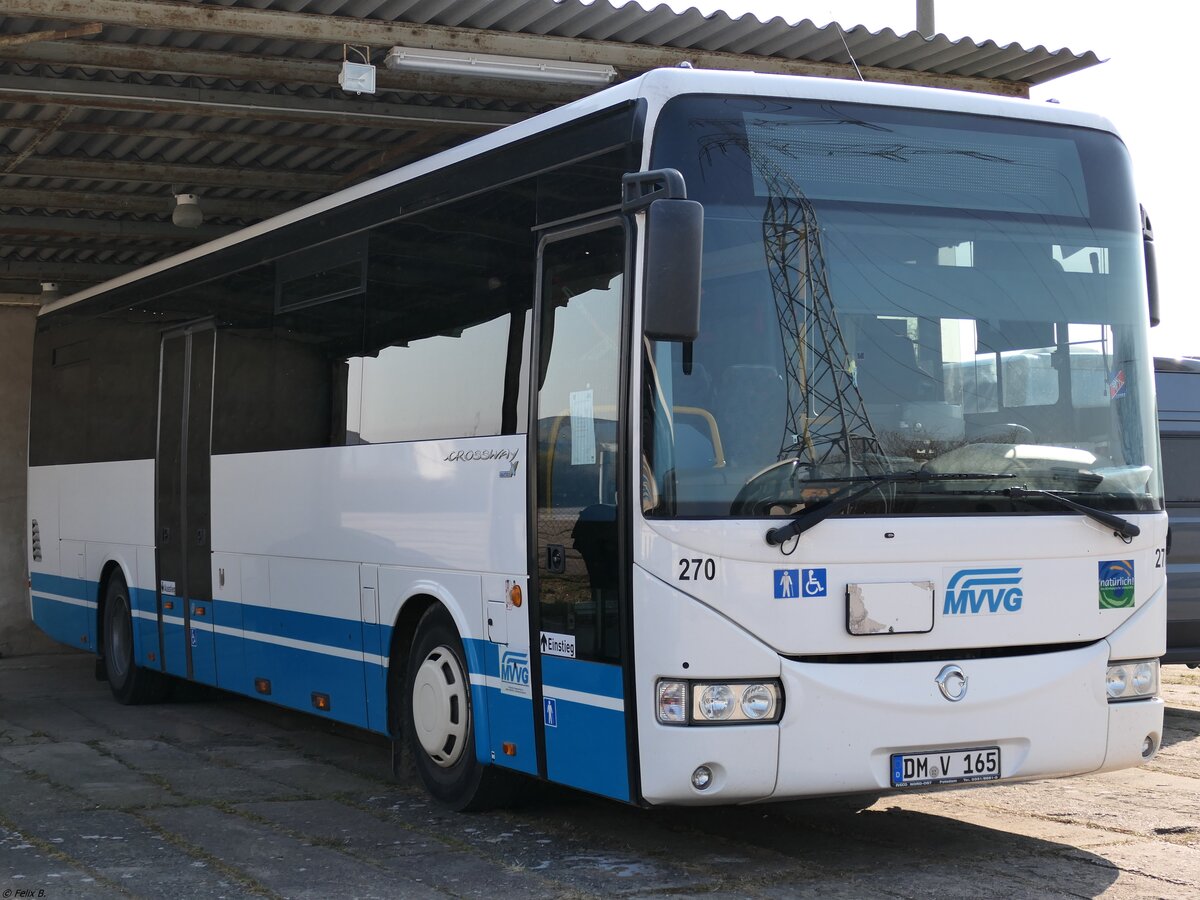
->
[569,389,596,466]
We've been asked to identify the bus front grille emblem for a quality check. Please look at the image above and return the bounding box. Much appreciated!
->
[936,665,968,702]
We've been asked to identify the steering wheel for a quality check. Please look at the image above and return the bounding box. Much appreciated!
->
[970,423,1034,443]
[729,459,808,516]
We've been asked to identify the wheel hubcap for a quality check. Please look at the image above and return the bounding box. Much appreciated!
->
[412,646,469,767]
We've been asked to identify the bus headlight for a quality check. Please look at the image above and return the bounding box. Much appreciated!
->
[655,679,783,724]
[1106,659,1158,701]
[740,683,778,720]
[698,684,735,720]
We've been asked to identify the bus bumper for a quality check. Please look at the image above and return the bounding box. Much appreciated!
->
[633,569,1164,805]
[638,642,1163,805]
[770,640,1162,799]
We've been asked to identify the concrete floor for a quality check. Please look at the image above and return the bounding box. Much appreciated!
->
[1,652,1198,899]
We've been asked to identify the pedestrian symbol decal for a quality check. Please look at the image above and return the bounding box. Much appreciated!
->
[774,569,799,599]
[543,697,558,728]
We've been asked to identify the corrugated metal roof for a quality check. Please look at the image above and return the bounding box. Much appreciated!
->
[0,0,1101,294]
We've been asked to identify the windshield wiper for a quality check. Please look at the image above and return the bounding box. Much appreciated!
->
[1003,487,1140,540]
[764,470,1016,546]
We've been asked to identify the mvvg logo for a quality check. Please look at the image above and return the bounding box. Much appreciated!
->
[500,649,530,695]
[943,568,1024,616]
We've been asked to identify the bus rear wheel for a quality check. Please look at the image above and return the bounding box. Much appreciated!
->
[102,572,170,705]
[404,606,517,811]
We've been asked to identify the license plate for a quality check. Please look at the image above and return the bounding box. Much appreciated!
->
[890,746,1001,787]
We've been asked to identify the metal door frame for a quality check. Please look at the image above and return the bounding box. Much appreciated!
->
[154,319,215,680]
[526,214,638,797]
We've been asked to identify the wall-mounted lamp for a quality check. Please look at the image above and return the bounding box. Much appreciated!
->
[340,44,376,94]
[40,282,60,302]
[384,46,616,86]
[172,193,203,228]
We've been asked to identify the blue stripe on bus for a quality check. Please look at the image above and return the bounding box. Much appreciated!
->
[236,600,367,655]
[160,618,188,678]
[31,576,580,778]
[541,654,624,700]
[365,662,388,735]
[214,627,246,695]
[31,572,150,662]
[544,694,630,801]
[259,641,371,729]
[131,586,157,612]
[129,587,159,676]
[467,640,537,776]
[30,573,97,651]
[30,571,92,600]
[30,594,92,651]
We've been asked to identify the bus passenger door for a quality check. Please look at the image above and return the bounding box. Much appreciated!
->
[529,223,632,802]
[155,325,217,685]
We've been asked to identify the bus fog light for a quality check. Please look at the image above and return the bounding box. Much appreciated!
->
[691,765,713,790]
[656,680,688,724]
[740,683,777,720]
[1142,734,1157,758]
[698,684,735,720]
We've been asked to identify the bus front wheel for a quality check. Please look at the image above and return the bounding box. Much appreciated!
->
[102,572,170,705]
[404,606,516,811]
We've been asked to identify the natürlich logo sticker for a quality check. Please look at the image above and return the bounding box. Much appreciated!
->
[1099,559,1135,609]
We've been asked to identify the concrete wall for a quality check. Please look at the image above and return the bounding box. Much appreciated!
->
[0,301,57,657]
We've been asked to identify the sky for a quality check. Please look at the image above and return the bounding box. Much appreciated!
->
[657,0,1199,359]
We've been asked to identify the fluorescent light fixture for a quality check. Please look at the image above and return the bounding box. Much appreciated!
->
[385,46,616,86]
[339,60,376,94]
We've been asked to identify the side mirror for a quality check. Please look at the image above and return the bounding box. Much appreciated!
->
[642,198,703,342]
[1142,204,1160,327]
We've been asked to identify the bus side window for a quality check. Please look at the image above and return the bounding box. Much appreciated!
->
[359,186,536,444]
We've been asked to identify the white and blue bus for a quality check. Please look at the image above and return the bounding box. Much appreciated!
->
[27,69,1166,809]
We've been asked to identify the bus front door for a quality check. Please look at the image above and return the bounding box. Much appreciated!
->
[155,325,217,685]
[528,223,633,802]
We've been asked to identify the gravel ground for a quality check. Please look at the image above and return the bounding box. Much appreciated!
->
[1,652,1197,899]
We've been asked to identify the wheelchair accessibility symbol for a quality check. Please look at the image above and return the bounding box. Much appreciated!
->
[775,568,827,599]
[802,568,827,597]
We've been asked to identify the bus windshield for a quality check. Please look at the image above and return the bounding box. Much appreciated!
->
[643,96,1162,520]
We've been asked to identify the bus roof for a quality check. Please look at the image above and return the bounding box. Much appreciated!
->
[41,67,1122,319]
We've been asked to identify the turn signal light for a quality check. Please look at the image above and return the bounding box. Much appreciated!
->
[312,692,331,711]
[510,584,522,608]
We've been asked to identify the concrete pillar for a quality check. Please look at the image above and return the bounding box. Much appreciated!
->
[0,299,58,657]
